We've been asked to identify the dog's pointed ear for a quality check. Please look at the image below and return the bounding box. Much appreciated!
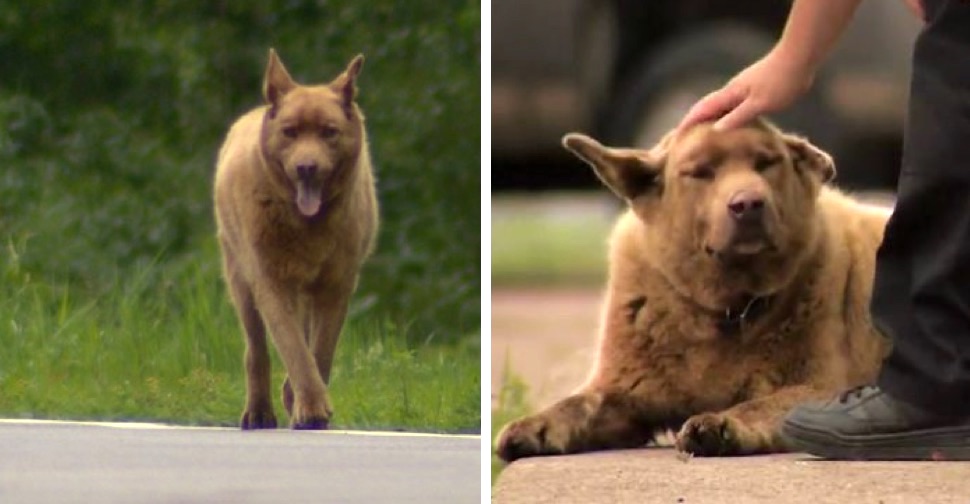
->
[263,48,297,109]
[563,133,663,201]
[783,134,836,183]
[331,54,365,107]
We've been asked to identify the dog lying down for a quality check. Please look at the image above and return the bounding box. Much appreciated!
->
[496,119,892,460]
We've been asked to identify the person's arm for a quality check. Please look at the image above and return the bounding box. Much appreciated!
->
[776,0,865,71]
[679,0,864,131]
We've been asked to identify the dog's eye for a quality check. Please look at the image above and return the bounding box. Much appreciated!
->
[687,164,715,180]
[320,126,339,139]
[754,155,780,172]
[282,127,298,139]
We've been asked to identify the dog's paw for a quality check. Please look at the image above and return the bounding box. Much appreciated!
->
[495,415,572,462]
[292,416,329,430]
[290,393,333,430]
[675,413,743,456]
[240,406,278,430]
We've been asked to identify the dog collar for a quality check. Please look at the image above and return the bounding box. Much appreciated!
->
[716,295,771,336]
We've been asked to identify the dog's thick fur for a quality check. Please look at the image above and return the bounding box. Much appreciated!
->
[214,49,378,430]
[496,120,890,459]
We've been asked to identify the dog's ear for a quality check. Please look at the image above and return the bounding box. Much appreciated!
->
[331,54,365,107]
[263,48,296,109]
[782,134,836,183]
[562,133,663,201]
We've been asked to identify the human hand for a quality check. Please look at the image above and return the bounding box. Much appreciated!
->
[678,48,816,131]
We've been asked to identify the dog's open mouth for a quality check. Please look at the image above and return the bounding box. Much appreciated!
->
[296,181,323,216]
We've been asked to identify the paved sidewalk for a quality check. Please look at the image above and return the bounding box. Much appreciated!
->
[493,448,970,504]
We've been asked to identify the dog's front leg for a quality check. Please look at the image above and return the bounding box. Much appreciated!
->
[676,384,828,456]
[281,286,353,424]
[307,286,353,386]
[254,282,332,429]
[495,387,666,462]
[224,255,276,430]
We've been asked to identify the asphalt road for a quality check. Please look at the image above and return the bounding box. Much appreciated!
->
[0,419,480,503]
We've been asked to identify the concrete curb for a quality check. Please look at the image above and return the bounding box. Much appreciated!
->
[493,448,970,504]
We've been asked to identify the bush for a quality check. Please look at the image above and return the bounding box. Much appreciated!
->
[0,0,480,342]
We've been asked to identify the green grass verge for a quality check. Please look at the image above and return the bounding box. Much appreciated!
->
[491,193,615,287]
[491,360,533,484]
[0,239,479,433]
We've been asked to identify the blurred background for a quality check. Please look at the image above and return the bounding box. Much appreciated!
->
[0,1,480,432]
[492,0,918,422]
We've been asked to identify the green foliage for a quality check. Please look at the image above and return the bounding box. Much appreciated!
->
[0,246,480,431]
[0,0,480,341]
[492,194,613,287]
[491,360,532,483]
[333,322,480,430]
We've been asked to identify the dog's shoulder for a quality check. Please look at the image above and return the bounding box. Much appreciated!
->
[607,210,654,275]
[816,187,890,261]
[604,210,666,301]
[216,108,266,177]
[806,186,891,380]
[602,209,685,327]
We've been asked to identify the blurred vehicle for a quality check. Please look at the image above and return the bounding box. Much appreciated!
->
[492,0,920,191]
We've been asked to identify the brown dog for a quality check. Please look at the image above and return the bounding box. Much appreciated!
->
[214,49,378,429]
[496,120,890,459]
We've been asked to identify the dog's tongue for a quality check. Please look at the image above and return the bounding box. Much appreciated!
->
[296,182,322,217]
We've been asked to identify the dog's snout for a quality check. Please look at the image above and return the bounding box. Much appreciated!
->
[727,191,765,221]
[296,163,318,180]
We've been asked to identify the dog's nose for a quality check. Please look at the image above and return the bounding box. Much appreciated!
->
[296,163,318,179]
[727,191,765,221]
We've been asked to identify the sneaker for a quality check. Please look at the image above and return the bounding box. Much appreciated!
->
[781,385,970,460]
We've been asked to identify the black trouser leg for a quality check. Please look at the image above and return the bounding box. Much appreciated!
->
[874,0,970,415]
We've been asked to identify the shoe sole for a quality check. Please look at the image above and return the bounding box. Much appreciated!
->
[782,421,970,461]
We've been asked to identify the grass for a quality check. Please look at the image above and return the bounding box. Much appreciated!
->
[0,238,480,433]
[491,361,533,484]
[491,192,616,287]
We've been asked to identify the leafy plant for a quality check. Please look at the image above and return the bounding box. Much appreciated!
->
[0,0,480,428]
